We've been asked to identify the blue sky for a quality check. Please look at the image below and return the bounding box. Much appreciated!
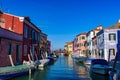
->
[1,0,120,50]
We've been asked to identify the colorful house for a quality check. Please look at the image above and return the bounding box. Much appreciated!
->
[64,42,73,54]
[0,12,42,61]
[0,27,22,66]
[92,36,98,58]
[73,37,78,54]
[75,32,87,56]
[86,25,102,57]
[46,40,51,56]
[97,21,120,61]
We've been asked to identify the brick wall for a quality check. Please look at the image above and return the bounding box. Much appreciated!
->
[0,38,22,67]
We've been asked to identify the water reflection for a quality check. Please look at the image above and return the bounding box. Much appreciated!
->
[10,54,91,80]
[90,72,109,80]
[73,60,90,79]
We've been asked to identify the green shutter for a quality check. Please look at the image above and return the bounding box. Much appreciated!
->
[114,34,116,40]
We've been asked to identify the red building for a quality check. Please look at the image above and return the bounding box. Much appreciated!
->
[0,13,41,61]
[0,27,22,67]
[47,40,51,55]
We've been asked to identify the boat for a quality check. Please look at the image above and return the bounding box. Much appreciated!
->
[38,59,49,69]
[84,58,94,65]
[90,59,112,75]
[74,56,87,63]
[0,64,35,80]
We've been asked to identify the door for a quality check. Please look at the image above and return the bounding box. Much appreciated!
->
[16,45,20,64]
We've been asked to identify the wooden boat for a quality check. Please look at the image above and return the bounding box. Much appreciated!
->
[90,59,112,75]
[0,64,35,80]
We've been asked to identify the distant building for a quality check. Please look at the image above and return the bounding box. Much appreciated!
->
[0,27,22,66]
[86,25,102,57]
[92,36,97,58]
[73,37,78,54]
[64,42,73,54]
[47,40,51,55]
[75,32,87,56]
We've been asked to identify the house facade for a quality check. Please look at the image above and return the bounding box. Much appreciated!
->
[0,27,22,66]
[76,32,87,56]
[65,42,73,54]
[92,36,98,58]
[47,40,51,56]
[97,22,120,61]
[86,26,102,57]
[73,37,78,54]
[0,13,42,61]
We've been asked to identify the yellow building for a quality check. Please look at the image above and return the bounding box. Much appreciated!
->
[64,42,73,54]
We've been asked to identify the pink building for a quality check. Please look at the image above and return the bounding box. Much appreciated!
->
[73,32,87,56]
[73,37,78,54]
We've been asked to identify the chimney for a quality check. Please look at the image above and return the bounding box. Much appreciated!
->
[118,19,120,23]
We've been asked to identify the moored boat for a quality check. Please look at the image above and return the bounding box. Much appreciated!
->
[38,59,49,69]
[0,64,35,80]
[74,56,87,63]
[90,59,112,75]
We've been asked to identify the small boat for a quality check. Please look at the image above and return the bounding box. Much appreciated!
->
[0,64,35,80]
[84,58,94,65]
[74,56,87,63]
[90,59,112,75]
[38,59,49,69]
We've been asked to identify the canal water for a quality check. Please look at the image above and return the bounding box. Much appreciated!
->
[11,54,91,80]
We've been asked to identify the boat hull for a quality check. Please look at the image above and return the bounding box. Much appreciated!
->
[0,65,35,80]
[90,65,110,75]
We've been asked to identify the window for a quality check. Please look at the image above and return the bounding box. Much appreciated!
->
[0,18,5,28]
[24,45,27,56]
[109,33,116,40]
[82,36,85,40]
[109,49,115,56]
[32,31,35,40]
[79,37,81,40]
[24,26,28,38]
[7,43,12,55]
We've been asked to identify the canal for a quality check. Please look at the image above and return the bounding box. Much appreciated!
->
[11,54,91,80]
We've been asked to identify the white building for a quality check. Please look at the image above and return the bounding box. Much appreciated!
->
[97,22,120,61]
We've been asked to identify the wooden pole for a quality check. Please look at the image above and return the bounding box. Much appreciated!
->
[8,55,14,67]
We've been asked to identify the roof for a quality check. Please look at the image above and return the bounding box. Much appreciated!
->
[87,25,102,35]
[105,23,120,29]
[76,32,87,37]
[0,27,22,41]
[66,42,73,45]
[3,12,41,32]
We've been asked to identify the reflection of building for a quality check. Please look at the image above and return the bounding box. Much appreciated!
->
[97,21,120,61]
[0,27,22,66]
[64,42,73,54]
